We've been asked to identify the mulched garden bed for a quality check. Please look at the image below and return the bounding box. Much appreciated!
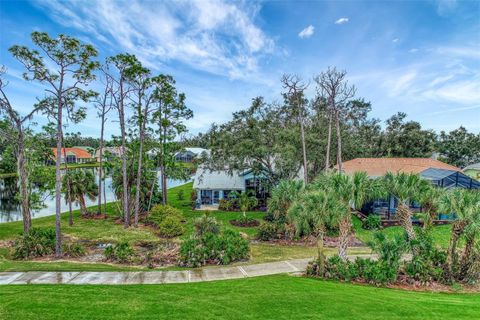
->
[229,219,260,227]
[253,235,364,247]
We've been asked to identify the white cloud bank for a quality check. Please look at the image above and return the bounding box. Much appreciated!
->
[335,17,349,25]
[33,0,274,81]
[298,25,314,38]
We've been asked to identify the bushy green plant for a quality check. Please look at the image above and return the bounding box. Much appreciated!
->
[104,242,135,263]
[257,222,281,241]
[13,228,56,260]
[194,215,220,237]
[179,229,249,267]
[218,199,235,211]
[158,215,185,238]
[62,242,86,258]
[177,189,185,201]
[363,215,382,230]
[147,204,184,226]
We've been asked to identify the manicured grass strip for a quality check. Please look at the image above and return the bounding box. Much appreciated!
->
[0,275,479,320]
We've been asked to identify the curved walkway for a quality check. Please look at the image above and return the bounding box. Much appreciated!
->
[0,254,375,285]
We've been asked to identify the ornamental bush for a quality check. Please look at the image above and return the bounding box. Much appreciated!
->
[147,204,184,226]
[363,215,382,230]
[194,215,220,237]
[158,215,185,238]
[256,222,281,241]
[104,242,135,263]
[179,229,249,267]
[13,228,56,260]
[62,242,86,258]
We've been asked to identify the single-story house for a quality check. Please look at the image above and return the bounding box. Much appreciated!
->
[463,163,480,181]
[95,146,124,162]
[193,167,268,208]
[50,147,96,164]
[340,158,480,220]
[174,148,210,163]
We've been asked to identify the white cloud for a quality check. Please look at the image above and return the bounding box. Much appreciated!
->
[392,38,399,43]
[32,0,274,81]
[335,17,349,25]
[409,48,419,53]
[298,25,314,39]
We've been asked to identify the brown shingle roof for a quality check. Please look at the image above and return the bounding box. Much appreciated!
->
[51,147,93,160]
[340,158,460,177]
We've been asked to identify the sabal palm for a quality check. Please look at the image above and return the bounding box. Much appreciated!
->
[313,171,384,259]
[417,185,444,230]
[268,180,304,221]
[288,190,347,264]
[439,189,480,276]
[62,170,98,216]
[382,172,431,241]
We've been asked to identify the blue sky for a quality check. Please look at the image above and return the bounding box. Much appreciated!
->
[0,0,479,138]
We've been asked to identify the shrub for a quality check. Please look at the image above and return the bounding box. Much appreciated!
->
[177,189,185,201]
[13,228,56,260]
[104,242,135,263]
[158,215,185,238]
[194,215,220,237]
[257,222,280,241]
[179,229,249,267]
[218,199,235,211]
[62,242,86,258]
[363,215,382,230]
[147,204,184,227]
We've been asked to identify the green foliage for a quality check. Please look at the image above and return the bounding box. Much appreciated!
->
[147,204,184,226]
[267,180,304,223]
[179,229,249,267]
[177,189,185,201]
[157,215,185,238]
[437,126,480,168]
[13,228,56,259]
[363,215,381,230]
[62,242,86,258]
[257,222,282,241]
[218,198,235,211]
[62,169,98,215]
[194,215,220,237]
[104,242,135,263]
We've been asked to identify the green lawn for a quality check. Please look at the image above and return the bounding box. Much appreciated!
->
[0,275,478,320]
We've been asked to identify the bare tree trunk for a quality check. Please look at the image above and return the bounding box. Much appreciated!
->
[147,170,158,212]
[55,94,63,258]
[97,108,106,215]
[316,230,326,276]
[17,133,31,233]
[161,127,168,205]
[134,104,148,226]
[103,178,107,216]
[62,142,73,226]
[460,233,476,276]
[299,119,308,183]
[397,203,416,241]
[79,195,87,216]
[338,215,351,260]
[118,82,129,228]
[335,111,343,172]
[325,114,332,171]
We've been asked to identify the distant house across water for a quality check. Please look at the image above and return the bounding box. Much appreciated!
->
[95,146,124,162]
[463,163,480,181]
[174,148,210,163]
[50,147,96,164]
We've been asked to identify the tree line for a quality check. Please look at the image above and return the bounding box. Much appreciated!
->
[0,32,193,257]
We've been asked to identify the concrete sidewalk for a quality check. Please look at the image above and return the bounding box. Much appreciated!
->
[0,255,374,285]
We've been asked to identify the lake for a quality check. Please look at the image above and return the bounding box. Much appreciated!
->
[0,169,190,223]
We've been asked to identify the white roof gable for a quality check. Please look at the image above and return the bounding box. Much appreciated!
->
[193,167,245,190]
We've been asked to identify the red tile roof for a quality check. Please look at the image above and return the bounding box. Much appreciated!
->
[51,147,93,160]
[339,158,460,177]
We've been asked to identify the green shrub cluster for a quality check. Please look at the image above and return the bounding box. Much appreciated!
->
[13,228,56,260]
[256,222,282,241]
[147,204,185,238]
[62,242,87,258]
[180,229,249,267]
[218,198,236,211]
[363,215,382,230]
[104,242,136,263]
[194,215,220,237]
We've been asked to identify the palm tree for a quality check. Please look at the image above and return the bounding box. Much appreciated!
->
[417,185,444,230]
[382,172,431,241]
[289,190,347,269]
[62,170,98,216]
[268,180,304,222]
[235,191,258,221]
[312,171,384,259]
[439,189,480,278]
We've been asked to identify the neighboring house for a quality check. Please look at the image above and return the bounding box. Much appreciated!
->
[95,146,124,162]
[193,167,269,207]
[463,163,480,181]
[174,147,210,163]
[340,158,480,220]
[50,147,96,164]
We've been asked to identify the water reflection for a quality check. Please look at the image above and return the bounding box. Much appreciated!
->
[0,168,189,223]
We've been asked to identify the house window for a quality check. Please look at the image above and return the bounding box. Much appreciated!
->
[66,155,76,163]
